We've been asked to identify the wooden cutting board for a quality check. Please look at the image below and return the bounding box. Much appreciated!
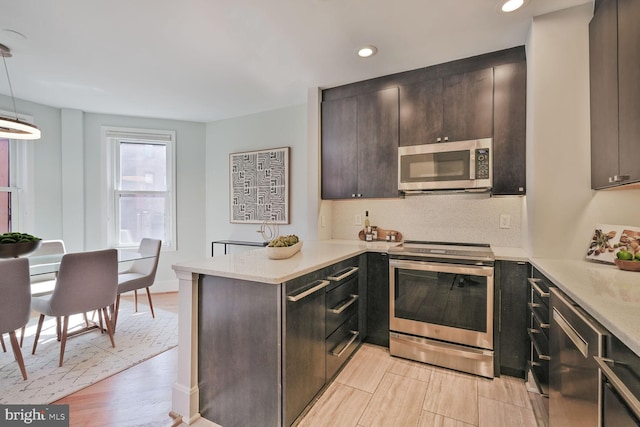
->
[358,228,402,242]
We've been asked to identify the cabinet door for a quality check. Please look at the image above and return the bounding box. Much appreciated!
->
[493,62,527,195]
[365,252,389,347]
[442,68,494,142]
[498,261,529,378]
[590,0,620,189]
[617,0,640,185]
[321,96,358,199]
[399,78,444,146]
[357,87,399,198]
[285,280,326,427]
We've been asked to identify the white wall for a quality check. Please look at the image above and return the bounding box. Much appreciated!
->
[527,4,640,260]
[205,105,308,255]
[0,93,207,293]
[82,113,207,292]
[329,195,525,247]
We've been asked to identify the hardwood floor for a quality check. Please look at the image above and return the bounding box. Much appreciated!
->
[54,292,179,427]
[53,292,547,427]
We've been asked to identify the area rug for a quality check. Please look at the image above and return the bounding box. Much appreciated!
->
[0,300,178,404]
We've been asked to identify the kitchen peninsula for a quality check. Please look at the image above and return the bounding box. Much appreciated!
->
[170,240,392,427]
[171,240,640,427]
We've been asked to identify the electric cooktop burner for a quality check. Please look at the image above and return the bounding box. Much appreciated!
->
[388,240,495,264]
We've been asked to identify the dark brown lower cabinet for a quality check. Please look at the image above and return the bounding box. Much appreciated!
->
[497,260,529,378]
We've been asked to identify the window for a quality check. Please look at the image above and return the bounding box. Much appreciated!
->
[0,139,11,233]
[105,127,176,249]
[0,138,30,234]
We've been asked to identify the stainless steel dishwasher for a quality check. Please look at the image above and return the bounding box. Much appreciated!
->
[549,287,609,426]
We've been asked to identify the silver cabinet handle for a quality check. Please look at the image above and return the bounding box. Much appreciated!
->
[609,175,630,183]
[594,356,640,421]
[287,280,329,302]
[331,330,359,357]
[527,328,550,360]
[329,294,359,314]
[528,303,550,328]
[528,278,550,298]
[327,266,359,282]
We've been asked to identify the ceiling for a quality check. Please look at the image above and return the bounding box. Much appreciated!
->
[0,0,591,123]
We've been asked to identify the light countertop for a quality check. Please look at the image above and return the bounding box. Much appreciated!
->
[172,240,385,284]
[173,240,640,355]
[531,258,640,356]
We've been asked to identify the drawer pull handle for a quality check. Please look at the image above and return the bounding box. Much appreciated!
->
[528,328,550,360]
[287,280,329,302]
[594,356,640,420]
[329,294,359,314]
[331,330,359,357]
[327,266,359,282]
[528,303,550,328]
[528,278,550,298]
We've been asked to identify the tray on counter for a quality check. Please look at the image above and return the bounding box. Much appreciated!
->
[358,228,402,242]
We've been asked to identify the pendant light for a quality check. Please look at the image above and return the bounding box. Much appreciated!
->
[0,43,40,140]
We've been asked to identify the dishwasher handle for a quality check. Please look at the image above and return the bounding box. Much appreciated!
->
[552,306,588,358]
[287,280,329,302]
[595,356,640,421]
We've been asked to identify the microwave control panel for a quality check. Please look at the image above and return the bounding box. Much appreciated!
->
[475,149,490,179]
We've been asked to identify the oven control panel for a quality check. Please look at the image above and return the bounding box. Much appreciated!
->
[475,149,490,180]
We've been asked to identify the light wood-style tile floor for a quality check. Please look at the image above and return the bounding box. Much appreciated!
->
[55,292,548,427]
[298,344,545,427]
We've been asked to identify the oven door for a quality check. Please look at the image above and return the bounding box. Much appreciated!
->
[389,259,494,350]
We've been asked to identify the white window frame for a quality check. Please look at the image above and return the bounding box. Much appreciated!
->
[0,109,35,233]
[103,126,176,250]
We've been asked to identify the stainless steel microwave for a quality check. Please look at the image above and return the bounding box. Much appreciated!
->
[398,138,492,193]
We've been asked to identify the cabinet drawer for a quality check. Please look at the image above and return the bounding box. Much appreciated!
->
[528,325,550,361]
[529,298,550,329]
[326,314,360,380]
[531,269,554,294]
[326,275,358,336]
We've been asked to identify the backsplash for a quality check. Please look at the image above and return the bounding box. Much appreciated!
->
[328,194,525,247]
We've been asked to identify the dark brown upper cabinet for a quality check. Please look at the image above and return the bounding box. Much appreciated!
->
[321,46,527,198]
[492,61,527,195]
[321,87,399,200]
[590,0,640,189]
[399,68,494,146]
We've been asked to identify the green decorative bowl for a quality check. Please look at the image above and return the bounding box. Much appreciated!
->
[0,240,42,258]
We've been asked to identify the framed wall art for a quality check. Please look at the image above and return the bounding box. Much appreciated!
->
[230,147,290,224]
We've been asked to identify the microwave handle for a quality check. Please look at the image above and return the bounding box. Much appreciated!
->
[470,149,476,180]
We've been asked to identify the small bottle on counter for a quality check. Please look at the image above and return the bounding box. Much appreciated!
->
[390,231,397,242]
[364,211,372,241]
[386,233,391,242]
[372,226,378,240]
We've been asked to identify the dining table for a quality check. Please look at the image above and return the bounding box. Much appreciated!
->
[28,249,155,296]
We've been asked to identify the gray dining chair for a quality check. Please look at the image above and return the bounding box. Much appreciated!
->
[28,239,67,297]
[113,238,161,330]
[31,248,118,367]
[0,258,32,380]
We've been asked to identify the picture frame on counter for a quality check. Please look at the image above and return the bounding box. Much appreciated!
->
[230,146,290,224]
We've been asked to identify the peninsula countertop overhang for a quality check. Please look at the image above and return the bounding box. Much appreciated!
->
[172,240,396,284]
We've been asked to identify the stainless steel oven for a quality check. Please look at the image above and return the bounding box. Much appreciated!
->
[388,241,495,378]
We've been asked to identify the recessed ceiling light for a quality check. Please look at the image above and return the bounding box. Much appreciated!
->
[500,0,527,13]
[357,45,377,58]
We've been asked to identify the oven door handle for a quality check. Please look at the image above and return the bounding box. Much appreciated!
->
[389,259,494,277]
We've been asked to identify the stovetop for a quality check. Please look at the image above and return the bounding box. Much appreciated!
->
[388,240,495,263]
